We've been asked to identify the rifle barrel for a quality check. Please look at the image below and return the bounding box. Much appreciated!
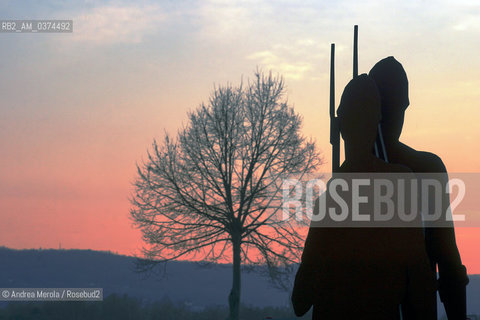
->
[353,25,358,78]
[330,43,340,172]
[330,43,335,118]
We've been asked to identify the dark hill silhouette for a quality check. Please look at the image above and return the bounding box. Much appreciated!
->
[0,247,291,309]
[0,247,478,317]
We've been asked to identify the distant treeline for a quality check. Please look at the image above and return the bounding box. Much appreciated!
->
[0,294,311,320]
[1,294,479,320]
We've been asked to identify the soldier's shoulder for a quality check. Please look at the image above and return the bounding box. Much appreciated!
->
[397,142,447,173]
[415,150,447,172]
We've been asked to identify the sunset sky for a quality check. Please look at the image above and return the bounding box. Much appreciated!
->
[0,0,479,271]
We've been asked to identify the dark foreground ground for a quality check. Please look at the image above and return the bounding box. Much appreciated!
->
[0,247,478,319]
[0,295,311,320]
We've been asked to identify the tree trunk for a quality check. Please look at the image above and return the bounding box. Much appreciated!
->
[228,234,241,320]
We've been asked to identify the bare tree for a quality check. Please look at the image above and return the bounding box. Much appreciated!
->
[130,71,322,320]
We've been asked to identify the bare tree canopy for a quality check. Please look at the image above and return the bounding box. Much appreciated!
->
[130,71,322,320]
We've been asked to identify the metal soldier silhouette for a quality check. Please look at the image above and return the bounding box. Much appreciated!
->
[292,74,436,319]
[369,56,468,319]
[292,27,468,319]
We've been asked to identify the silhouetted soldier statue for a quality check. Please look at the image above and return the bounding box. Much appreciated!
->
[292,74,436,319]
[369,57,469,320]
